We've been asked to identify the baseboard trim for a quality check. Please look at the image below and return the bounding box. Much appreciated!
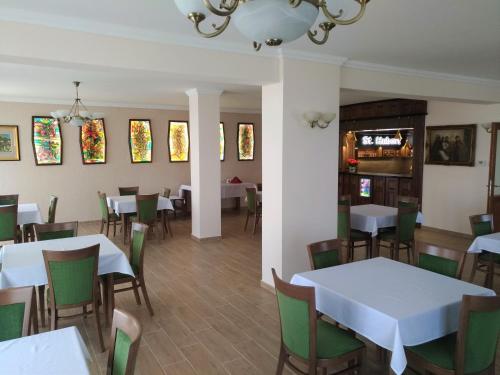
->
[190,235,222,242]
[420,225,472,240]
[260,280,275,295]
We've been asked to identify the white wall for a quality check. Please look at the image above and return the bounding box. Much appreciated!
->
[0,102,261,222]
[423,101,500,234]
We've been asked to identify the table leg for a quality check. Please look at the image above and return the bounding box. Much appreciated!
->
[371,236,378,258]
[234,197,240,211]
[486,254,494,289]
[161,210,166,240]
[38,285,45,328]
[31,290,39,334]
[105,274,115,325]
[121,213,127,244]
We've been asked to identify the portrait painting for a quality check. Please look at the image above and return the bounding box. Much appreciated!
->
[425,125,476,166]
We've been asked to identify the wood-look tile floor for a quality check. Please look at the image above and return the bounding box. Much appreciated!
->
[33,213,499,374]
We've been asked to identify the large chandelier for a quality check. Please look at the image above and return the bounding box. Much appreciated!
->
[174,0,369,51]
[51,81,103,127]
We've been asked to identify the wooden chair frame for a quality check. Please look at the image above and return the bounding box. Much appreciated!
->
[34,221,78,241]
[47,195,58,224]
[272,269,365,375]
[338,203,371,261]
[119,186,139,196]
[469,214,499,288]
[244,188,261,235]
[0,194,19,205]
[306,239,344,270]
[0,204,20,244]
[0,286,38,338]
[106,308,142,375]
[406,295,500,375]
[414,241,466,279]
[98,191,122,237]
[43,244,105,352]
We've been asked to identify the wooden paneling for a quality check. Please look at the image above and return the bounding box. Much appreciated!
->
[385,177,399,207]
[399,178,413,197]
[373,177,385,205]
[340,99,427,121]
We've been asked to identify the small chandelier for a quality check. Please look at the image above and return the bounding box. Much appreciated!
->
[174,0,369,51]
[51,81,103,127]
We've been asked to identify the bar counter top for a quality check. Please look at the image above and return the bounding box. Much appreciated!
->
[340,171,413,178]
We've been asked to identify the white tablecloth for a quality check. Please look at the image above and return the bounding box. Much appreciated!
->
[467,232,500,254]
[351,204,424,237]
[107,195,173,215]
[291,257,495,375]
[0,326,93,375]
[0,234,134,288]
[0,203,44,226]
[179,182,257,199]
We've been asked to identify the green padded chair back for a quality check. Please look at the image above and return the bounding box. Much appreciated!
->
[130,223,147,275]
[98,192,109,220]
[162,188,171,198]
[0,303,25,342]
[0,194,18,205]
[397,207,418,243]
[35,222,77,242]
[47,195,58,224]
[418,253,459,278]
[119,187,139,196]
[337,204,350,241]
[312,250,340,270]
[136,194,158,224]
[469,215,493,239]
[113,329,132,375]
[246,188,257,213]
[307,239,342,270]
[38,229,76,241]
[0,204,17,242]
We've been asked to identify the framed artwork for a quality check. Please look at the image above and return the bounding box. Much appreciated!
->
[425,124,476,166]
[237,123,255,161]
[220,122,225,161]
[129,119,153,163]
[0,125,20,161]
[168,120,190,162]
[32,116,62,166]
[80,119,106,164]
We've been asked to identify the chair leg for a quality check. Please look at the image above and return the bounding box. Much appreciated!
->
[469,255,478,282]
[113,221,117,237]
[50,308,57,331]
[140,276,154,316]
[244,212,250,231]
[38,285,45,328]
[253,214,260,235]
[93,300,105,352]
[276,345,286,375]
[106,221,110,237]
[131,279,141,305]
[99,220,104,234]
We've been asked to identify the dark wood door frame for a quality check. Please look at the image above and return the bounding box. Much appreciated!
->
[487,123,500,232]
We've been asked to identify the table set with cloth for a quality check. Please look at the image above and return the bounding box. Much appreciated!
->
[291,257,495,375]
[16,203,44,226]
[467,232,500,254]
[179,182,257,210]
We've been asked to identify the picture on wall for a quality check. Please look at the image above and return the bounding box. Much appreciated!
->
[80,119,106,164]
[238,123,255,161]
[32,116,62,166]
[129,119,153,163]
[168,120,189,162]
[0,125,20,161]
[425,124,476,166]
[220,122,225,161]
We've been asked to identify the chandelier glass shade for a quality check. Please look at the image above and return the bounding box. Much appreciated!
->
[173,0,368,50]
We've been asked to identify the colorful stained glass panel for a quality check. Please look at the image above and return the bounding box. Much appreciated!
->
[220,122,225,161]
[80,119,106,164]
[32,116,62,165]
[129,120,152,163]
[168,121,189,162]
[238,123,254,161]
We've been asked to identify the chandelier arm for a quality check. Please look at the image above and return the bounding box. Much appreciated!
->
[202,0,239,17]
[289,0,303,8]
[194,16,231,38]
[307,22,335,45]
[320,0,368,25]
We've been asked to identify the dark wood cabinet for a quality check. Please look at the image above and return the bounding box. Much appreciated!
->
[385,178,399,207]
[349,175,359,205]
[399,178,413,197]
[373,177,385,205]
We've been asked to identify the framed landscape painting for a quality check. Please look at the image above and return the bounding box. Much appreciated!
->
[168,120,190,162]
[129,119,153,163]
[238,123,255,161]
[220,122,225,161]
[80,119,106,164]
[425,124,476,166]
[0,125,20,161]
[32,116,62,166]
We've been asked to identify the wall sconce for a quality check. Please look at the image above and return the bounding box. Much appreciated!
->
[303,111,336,129]
[480,123,492,133]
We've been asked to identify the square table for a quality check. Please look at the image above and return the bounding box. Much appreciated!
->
[17,203,44,226]
[107,195,173,242]
[0,234,134,325]
[291,257,495,375]
[467,232,500,288]
[0,327,93,375]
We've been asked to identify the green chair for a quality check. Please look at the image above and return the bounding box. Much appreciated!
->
[377,205,418,263]
[307,239,343,270]
[415,241,465,279]
[23,195,60,242]
[98,191,122,237]
[244,188,261,235]
[131,194,159,239]
[34,221,78,241]
[406,294,500,375]
[0,194,19,205]
[107,308,142,375]
[43,244,105,352]
[119,187,139,196]
[272,269,365,375]
[397,195,419,208]
[0,204,20,244]
[0,286,36,342]
[468,214,499,288]
[338,196,371,261]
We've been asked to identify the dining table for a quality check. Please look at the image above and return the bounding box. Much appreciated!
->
[291,257,495,375]
[179,182,257,210]
[0,327,94,374]
[0,234,134,325]
[16,203,44,226]
[467,232,500,287]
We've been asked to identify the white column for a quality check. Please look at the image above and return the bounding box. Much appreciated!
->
[187,88,222,240]
[262,57,341,285]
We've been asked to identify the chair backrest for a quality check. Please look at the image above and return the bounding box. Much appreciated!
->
[43,244,100,308]
[257,183,262,192]
[0,204,18,242]
[34,221,78,241]
[307,239,343,270]
[272,269,317,365]
[415,241,465,279]
[337,203,351,241]
[129,223,148,276]
[98,191,110,220]
[0,286,34,342]
[135,194,158,224]
[47,195,58,224]
[162,188,171,198]
[107,308,142,375]
[397,195,419,208]
[469,214,493,239]
[119,187,139,196]
[455,295,500,375]
[0,194,19,205]
[396,206,418,243]
[338,195,351,206]
[246,188,257,213]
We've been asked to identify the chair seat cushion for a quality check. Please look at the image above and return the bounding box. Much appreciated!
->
[316,320,365,359]
[407,333,456,371]
[350,230,370,241]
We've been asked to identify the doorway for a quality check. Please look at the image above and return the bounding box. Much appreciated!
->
[487,122,500,231]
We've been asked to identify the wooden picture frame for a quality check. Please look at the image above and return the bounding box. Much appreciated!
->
[32,116,63,166]
[237,122,255,161]
[425,124,476,166]
[129,119,153,164]
[0,125,20,161]
[220,122,225,162]
[80,119,106,165]
[168,120,190,163]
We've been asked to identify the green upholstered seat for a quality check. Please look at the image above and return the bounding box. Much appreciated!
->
[37,229,76,241]
[0,303,25,342]
[112,329,133,375]
[408,333,456,370]
[316,320,365,359]
[312,250,340,270]
[418,253,459,278]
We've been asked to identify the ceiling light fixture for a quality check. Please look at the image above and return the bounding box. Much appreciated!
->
[51,81,103,127]
[174,0,369,51]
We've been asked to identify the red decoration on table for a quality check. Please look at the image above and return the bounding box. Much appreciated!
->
[230,176,242,184]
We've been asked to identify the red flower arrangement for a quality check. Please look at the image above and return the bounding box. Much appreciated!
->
[347,158,359,167]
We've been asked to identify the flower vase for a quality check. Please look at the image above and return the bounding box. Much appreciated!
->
[348,166,357,173]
